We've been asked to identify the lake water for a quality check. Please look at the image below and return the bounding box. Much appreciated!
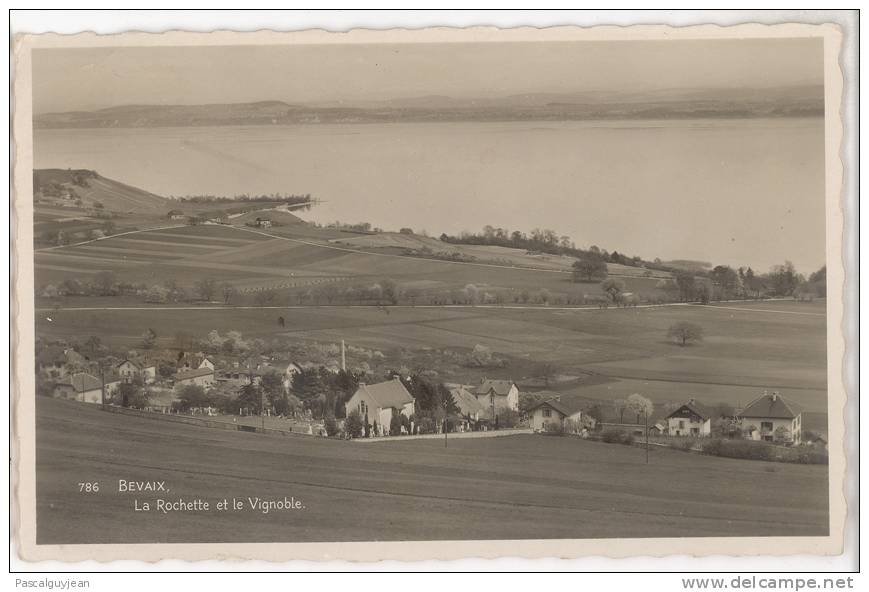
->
[34,119,825,272]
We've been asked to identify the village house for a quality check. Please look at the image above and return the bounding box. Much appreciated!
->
[174,367,215,389]
[739,391,802,445]
[52,372,103,404]
[450,385,487,423]
[473,378,520,416]
[527,398,587,433]
[178,353,215,372]
[254,217,272,228]
[167,209,186,220]
[344,378,415,436]
[116,359,157,384]
[666,398,712,437]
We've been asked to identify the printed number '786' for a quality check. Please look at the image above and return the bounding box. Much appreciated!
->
[78,482,99,493]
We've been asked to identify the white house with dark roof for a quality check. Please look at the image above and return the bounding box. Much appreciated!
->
[344,378,415,435]
[666,398,712,437]
[53,372,103,404]
[527,398,587,433]
[473,378,519,414]
[739,391,802,445]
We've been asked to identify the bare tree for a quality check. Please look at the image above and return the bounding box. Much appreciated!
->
[667,322,704,346]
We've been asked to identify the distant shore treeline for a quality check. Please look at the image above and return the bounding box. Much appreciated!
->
[173,193,313,205]
[33,86,824,129]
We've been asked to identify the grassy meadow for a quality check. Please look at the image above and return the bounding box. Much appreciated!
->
[36,397,828,544]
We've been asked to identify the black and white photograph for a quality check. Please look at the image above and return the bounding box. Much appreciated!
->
[10,16,852,566]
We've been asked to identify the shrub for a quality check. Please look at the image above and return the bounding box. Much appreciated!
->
[699,438,828,465]
[601,429,634,445]
[498,408,521,428]
[418,416,437,434]
[389,413,403,436]
[323,416,338,437]
[344,410,363,439]
[543,421,564,436]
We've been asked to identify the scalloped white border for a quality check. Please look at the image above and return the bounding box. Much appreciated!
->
[10,22,848,564]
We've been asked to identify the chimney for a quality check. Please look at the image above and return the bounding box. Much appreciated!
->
[772,392,778,401]
[341,339,346,372]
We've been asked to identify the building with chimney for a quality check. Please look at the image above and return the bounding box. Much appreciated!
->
[739,391,802,445]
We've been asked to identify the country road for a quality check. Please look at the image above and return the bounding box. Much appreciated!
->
[35,299,823,316]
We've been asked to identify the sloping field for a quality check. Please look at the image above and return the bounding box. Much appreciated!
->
[35,169,172,214]
[35,224,665,298]
[36,397,828,544]
[333,233,672,278]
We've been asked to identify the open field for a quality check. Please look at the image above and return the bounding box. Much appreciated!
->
[35,223,666,297]
[33,224,828,419]
[35,298,828,414]
[36,397,828,544]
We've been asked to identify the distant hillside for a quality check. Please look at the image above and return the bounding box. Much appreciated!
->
[229,209,304,226]
[33,86,824,129]
[33,169,173,215]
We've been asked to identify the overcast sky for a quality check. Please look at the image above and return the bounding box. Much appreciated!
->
[33,38,824,113]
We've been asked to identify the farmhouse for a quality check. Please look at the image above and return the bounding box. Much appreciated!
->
[450,386,487,421]
[473,378,519,415]
[344,378,415,436]
[174,367,215,389]
[167,209,186,220]
[527,398,585,433]
[666,398,712,437]
[53,372,103,404]
[255,217,272,228]
[739,391,802,445]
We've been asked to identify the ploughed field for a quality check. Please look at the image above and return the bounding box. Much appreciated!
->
[34,223,662,297]
[36,397,829,544]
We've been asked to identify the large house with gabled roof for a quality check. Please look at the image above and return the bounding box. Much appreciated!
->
[473,378,519,415]
[739,391,802,445]
[345,378,415,436]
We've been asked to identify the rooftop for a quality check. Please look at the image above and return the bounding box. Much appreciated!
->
[474,379,516,396]
[739,392,801,419]
[357,379,414,409]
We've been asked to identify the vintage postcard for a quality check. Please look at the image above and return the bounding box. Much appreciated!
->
[11,23,848,563]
